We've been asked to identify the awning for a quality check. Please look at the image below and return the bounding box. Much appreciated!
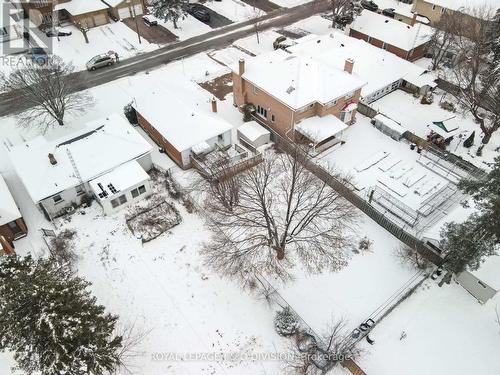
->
[296,115,348,144]
[428,120,460,138]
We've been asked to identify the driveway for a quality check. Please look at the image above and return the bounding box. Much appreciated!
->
[188,4,234,29]
[123,16,178,44]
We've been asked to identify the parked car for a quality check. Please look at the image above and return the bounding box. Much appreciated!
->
[142,15,158,26]
[28,47,49,64]
[45,28,72,37]
[361,0,378,11]
[188,6,210,22]
[86,54,115,71]
[382,8,395,17]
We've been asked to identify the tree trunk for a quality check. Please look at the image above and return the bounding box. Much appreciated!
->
[57,118,64,126]
[275,246,285,260]
[173,18,178,29]
[482,130,492,144]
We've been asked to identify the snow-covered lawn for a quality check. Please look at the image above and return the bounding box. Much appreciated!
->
[232,30,284,55]
[151,13,212,40]
[284,15,332,35]
[201,0,262,22]
[358,281,500,375]
[371,90,500,170]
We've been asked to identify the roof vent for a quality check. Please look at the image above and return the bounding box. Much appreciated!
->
[48,153,57,165]
[286,86,295,94]
[385,20,389,23]
[317,40,321,43]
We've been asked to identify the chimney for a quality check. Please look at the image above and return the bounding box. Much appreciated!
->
[411,13,417,26]
[48,153,57,165]
[344,58,354,74]
[238,59,245,76]
[0,235,14,255]
[211,97,217,113]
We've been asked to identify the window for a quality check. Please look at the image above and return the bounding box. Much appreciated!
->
[118,195,127,204]
[477,280,488,289]
[253,85,259,95]
[271,114,275,123]
[367,36,371,43]
[382,42,388,50]
[441,8,445,14]
[432,4,436,10]
[256,105,267,119]
[218,134,224,142]
[76,185,84,195]
[131,185,146,198]
[53,194,63,204]
[111,198,120,208]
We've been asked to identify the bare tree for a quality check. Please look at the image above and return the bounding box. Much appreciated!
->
[427,12,460,70]
[286,318,363,374]
[446,7,500,144]
[202,149,358,283]
[330,0,362,29]
[394,244,432,270]
[0,56,93,133]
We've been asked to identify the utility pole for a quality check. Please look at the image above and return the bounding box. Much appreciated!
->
[129,0,141,44]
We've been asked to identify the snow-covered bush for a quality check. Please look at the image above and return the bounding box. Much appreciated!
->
[274,307,300,337]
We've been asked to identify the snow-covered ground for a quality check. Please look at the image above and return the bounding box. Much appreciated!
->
[371,90,500,170]
[150,13,212,40]
[201,0,262,22]
[271,0,310,8]
[358,280,500,375]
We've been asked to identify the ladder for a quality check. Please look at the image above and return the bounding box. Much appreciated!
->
[66,148,84,187]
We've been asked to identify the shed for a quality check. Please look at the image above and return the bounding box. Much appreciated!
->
[372,113,406,140]
[456,253,500,304]
[237,121,271,149]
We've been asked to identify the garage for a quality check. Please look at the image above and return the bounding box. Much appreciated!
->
[93,13,108,26]
[118,6,131,19]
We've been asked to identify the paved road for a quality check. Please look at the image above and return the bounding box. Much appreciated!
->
[0,0,330,117]
[240,0,282,13]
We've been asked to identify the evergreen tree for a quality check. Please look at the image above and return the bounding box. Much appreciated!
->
[150,0,187,29]
[459,156,500,243]
[0,255,123,375]
[440,218,496,274]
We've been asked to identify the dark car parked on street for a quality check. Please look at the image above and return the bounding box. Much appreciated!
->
[45,28,72,37]
[361,0,378,12]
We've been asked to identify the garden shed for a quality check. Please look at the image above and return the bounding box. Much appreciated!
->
[372,114,406,141]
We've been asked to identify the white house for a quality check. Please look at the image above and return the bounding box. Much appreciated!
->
[288,32,437,104]
[10,114,153,219]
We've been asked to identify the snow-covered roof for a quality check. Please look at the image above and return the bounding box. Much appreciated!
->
[288,32,437,99]
[374,113,406,134]
[102,0,127,7]
[133,88,233,152]
[350,11,433,51]
[471,252,500,290]
[90,160,149,201]
[192,141,212,155]
[238,121,270,143]
[235,50,366,110]
[424,0,499,13]
[54,0,108,15]
[0,174,22,226]
[10,114,152,203]
[296,115,348,144]
[427,119,460,138]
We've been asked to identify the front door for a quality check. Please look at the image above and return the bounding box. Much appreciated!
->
[340,111,352,124]
[7,221,24,238]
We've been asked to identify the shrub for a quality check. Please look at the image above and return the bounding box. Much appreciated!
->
[463,131,475,148]
[274,307,300,337]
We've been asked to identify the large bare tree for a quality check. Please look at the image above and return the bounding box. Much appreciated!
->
[202,149,358,282]
[446,7,500,144]
[0,56,93,133]
[427,12,460,70]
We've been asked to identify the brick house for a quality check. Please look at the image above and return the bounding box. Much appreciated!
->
[349,11,433,61]
[232,50,366,151]
[133,88,233,169]
[0,174,27,252]
[412,0,498,25]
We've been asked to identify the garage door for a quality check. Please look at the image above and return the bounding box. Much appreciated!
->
[118,7,131,19]
[93,14,107,26]
[133,4,143,15]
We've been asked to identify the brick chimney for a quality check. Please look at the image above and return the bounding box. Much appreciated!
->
[48,153,57,165]
[211,97,217,113]
[344,58,354,74]
[238,59,245,76]
[411,13,417,26]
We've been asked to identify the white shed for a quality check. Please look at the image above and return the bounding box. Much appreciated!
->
[237,121,271,149]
